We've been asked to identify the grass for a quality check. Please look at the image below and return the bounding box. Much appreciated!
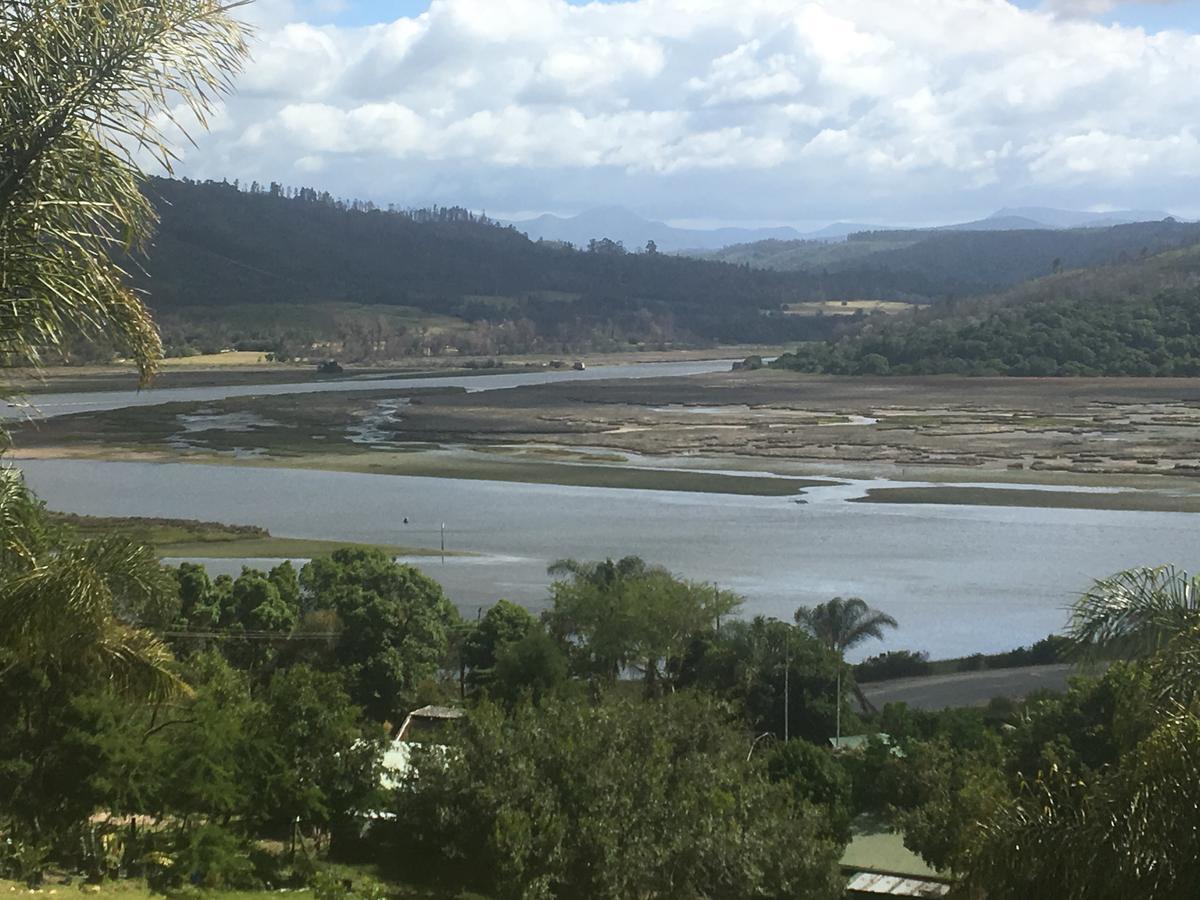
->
[0,878,485,900]
[842,824,942,879]
[784,300,916,317]
[48,512,467,559]
[225,451,831,496]
[158,352,282,368]
[852,485,1200,513]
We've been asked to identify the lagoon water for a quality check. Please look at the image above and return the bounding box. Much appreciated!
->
[0,358,735,419]
[16,457,1199,659]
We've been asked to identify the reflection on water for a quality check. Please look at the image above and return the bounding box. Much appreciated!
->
[17,457,1199,659]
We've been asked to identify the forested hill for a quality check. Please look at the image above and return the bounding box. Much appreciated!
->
[771,244,1200,376]
[135,177,846,351]
[689,219,1200,297]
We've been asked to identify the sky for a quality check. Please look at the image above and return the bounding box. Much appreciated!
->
[169,0,1200,228]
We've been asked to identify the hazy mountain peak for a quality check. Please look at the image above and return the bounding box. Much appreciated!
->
[989,207,1172,229]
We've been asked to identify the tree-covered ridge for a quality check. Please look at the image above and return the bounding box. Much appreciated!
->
[773,244,1200,376]
[136,177,842,350]
[693,219,1200,295]
[128,179,1200,360]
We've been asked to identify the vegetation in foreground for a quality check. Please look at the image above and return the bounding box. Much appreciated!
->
[3,1,1200,897]
[5,464,1200,898]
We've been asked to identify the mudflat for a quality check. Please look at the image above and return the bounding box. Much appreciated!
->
[9,369,1200,503]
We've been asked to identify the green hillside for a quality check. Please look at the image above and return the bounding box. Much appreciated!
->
[772,243,1200,376]
[132,178,842,358]
[692,221,1200,297]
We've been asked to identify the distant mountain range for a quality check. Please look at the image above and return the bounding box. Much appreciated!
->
[502,207,805,252]
[505,206,1175,253]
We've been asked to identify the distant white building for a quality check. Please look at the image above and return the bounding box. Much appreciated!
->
[379,705,464,789]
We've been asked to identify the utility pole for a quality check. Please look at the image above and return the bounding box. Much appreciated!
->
[784,633,790,743]
[835,664,842,746]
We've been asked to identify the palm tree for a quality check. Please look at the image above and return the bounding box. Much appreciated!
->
[794,596,899,656]
[1068,565,1200,660]
[1,0,247,696]
[794,596,897,742]
[1,0,249,388]
[0,467,186,701]
[969,566,1200,898]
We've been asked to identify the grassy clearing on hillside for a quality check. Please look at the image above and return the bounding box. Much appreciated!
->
[158,351,281,367]
[784,300,917,317]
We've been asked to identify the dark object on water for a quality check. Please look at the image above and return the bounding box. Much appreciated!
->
[403,517,409,524]
[573,360,586,370]
[317,359,344,374]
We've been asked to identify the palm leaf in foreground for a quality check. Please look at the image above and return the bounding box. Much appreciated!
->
[0,467,187,700]
[1068,565,1200,659]
[1,0,250,383]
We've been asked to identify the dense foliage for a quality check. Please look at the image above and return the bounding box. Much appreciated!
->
[113,180,1200,364]
[775,283,1200,376]
[126,177,843,357]
[393,695,844,900]
[698,220,1200,290]
[5,461,1200,899]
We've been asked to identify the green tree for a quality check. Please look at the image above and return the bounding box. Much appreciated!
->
[969,566,1200,898]
[795,596,897,741]
[545,556,739,693]
[679,616,845,742]
[300,548,459,723]
[462,599,536,691]
[0,468,184,701]
[1067,565,1199,660]
[765,739,852,843]
[246,665,381,842]
[490,627,571,707]
[395,694,844,900]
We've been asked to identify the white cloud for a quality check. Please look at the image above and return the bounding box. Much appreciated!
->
[171,0,1200,224]
[1041,0,1182,18]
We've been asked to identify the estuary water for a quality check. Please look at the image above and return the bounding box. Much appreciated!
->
[15,457,1199,659]
[0,359,735,419]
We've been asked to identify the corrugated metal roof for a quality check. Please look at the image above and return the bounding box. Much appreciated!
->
[410,705,464,719]
[846,871,951,897]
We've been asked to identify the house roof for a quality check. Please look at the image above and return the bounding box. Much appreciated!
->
[845,872,951,897]
[409,705,465,719]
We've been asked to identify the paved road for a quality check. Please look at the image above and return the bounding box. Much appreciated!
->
[861,664,1082,710]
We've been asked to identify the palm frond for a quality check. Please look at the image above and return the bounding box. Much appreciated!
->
[1068,566,1200,659]
[794,596,897,654]
[1,0,250,383]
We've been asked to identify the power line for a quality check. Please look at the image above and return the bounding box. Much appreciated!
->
[159,629,339,641]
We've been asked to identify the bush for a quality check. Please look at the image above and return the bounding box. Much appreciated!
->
[393,695,845,899]
[164,825,258,891]
[855,650,931,682]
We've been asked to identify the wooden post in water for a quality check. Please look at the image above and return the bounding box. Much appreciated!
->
[441,522,446,563]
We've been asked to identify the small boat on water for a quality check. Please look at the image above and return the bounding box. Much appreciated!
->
[573,361,586,370]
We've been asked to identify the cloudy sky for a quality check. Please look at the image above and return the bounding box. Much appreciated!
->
[173,0,1200,228]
